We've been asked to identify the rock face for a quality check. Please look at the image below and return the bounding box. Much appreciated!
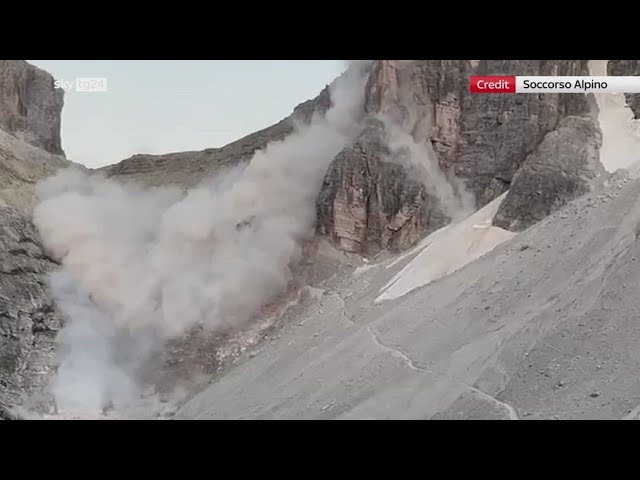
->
[493,112,605,231]
[292,84,332,124]
[0,61,68,415]
[0,61,64,156]
[317,119,448,254]
[316,60,595,254]
[607,60,640,119]
[364,60,592,206]
[454,61,592,207]
[0,206,62,414]
[0,127,69,214]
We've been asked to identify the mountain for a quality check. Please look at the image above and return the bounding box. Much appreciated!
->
[0,61,70,417]
[1,60,638,420]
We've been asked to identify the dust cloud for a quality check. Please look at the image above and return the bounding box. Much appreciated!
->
[32,59,477,414]
[384,122,476,221]
[33,62,370,413]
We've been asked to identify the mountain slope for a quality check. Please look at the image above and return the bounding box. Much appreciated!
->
[176,172,640,420]
[0,206,63,415]
[4,59,638,420]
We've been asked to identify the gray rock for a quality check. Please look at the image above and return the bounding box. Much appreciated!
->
[0,127,69,214]
[456,61,591,207]
[363,60,592,208]
[607,60,640,119]
[0,403,18,420]
[493,111,604,232]
[316,119,448,255]
[0,206,62,412]
[0,61,69,414]
[0,60,64,156]
[314,60,592,254]
[292,84,332,124]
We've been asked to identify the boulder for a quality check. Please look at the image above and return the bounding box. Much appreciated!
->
[493,110,605,232]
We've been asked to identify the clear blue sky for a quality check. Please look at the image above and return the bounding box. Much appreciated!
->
[28,60,346,168]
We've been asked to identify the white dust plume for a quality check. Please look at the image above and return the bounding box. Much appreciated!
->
[33,63,370,413]
[384,121,476,221]
[368,60,476,221]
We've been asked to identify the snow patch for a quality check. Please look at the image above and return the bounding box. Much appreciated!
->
[375,192,515,303]
[385,224,454,270]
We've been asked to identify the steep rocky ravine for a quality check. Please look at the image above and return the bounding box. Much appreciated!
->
[0,59,629,419]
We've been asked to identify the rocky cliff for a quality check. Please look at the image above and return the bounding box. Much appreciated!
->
[608,60,640,119]
[0,127,69,214]
[317,118,448,254]
[0,59,613,417]
[0,61,65,156]
[363,60,592,203]
[494,112,605,231]
[315,60,600,254]
[0,61,68,416]
[0,207,62,416]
